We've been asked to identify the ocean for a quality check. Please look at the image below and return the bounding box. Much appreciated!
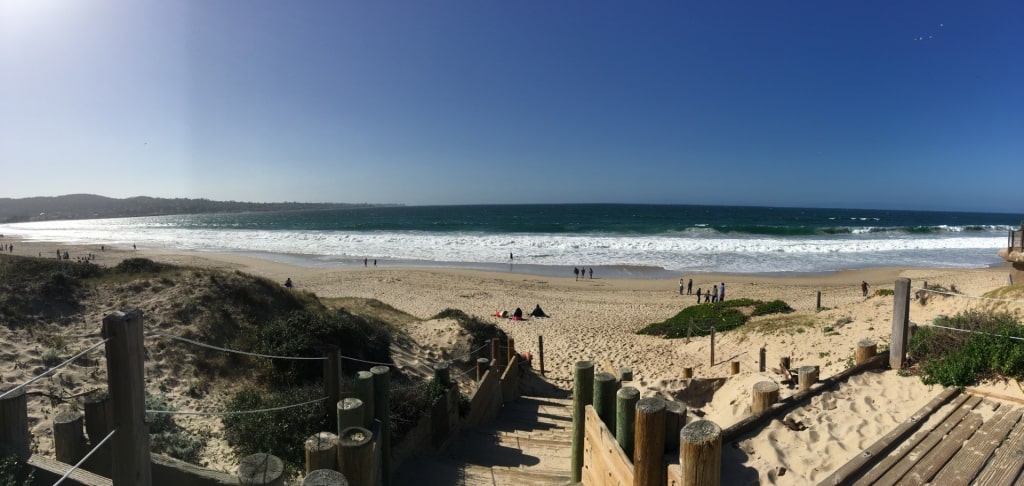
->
[1,204,1019,277]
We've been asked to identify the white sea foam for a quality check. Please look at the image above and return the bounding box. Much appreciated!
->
[0,218,1006,275]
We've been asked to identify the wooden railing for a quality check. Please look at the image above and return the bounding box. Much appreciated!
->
[1009,224,1024,252]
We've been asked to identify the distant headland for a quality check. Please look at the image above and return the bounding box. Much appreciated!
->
[0,194,399,223]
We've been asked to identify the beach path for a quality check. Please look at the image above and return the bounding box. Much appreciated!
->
[395,395,574,485]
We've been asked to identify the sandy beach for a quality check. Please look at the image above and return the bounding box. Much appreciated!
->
[1,236,1020,482]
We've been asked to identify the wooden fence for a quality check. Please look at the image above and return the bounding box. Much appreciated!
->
[1009,223,1024,252]
[1,311,527,486]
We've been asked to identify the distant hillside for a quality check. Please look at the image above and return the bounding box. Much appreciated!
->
[0,194,394,223]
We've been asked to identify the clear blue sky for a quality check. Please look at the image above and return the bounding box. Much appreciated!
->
[2,1,1021,212]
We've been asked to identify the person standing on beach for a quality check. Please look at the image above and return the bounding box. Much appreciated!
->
[712,284,719,303]
[679,278,684,295]
[861,281,869,297]
[687,279,693,295]
[719,282,726,301]
[574,267,579,281]
[510,252,513,262]
[696,288,702,303]
[589,268,593,279]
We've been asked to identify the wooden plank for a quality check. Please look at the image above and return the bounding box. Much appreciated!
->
[869,394,984,486]
[894,410,985,486]
[964,387,1024,406]
[850,393,973,486]
[583,405,633,485]
[931,405,1022,485]
[26,453,112,486]
[973,406,1024,485]
[818,387,960,485]
[722,353,887,442]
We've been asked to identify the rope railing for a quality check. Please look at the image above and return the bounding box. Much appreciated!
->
[916,321,1024,343]
[146,396,328,416]
[52,427,117,486]
[0,338,109,400]
[147,331,327,361]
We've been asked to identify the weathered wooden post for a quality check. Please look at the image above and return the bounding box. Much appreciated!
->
[303,469,349,486]
[570,360,594,483]
[338,426,372,486]
[239,453,285,486]
[491,338,501,367]
[779,356,791,372]
[679,420,722,486]
[751,382,779,414]
[798,366,818,391]
[54,410,87,464]
[476,358,490,381]
[634,397,667,486]
[433,362,451,388]
[664,400,687,451]
[616,387,640,458]
[759,347,766,373]
[325,346,341,428]
[83,392,112,475]
[730,361,740,375]
[352,371,374,430]
[687,319,693,343]
[710,325,716,367]
[0,388,30,459]
[855,339,877,365]
[682,367,693,379]
[305,432,339,474]
[370,365,391,486]
[538,336,545,376]
[816,291,821,311]
[506,337,516,365]
[594,372,618,430]
[338,398,365,435]
[891,278,912,369]
[619,367,633,382]
[102,309,152,486]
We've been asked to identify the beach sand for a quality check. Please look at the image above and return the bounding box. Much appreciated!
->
[1,237,1021,482]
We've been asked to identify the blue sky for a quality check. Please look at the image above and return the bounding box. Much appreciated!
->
[1,1,1021,212]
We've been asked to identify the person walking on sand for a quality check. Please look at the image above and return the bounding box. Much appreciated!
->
[719,282,726,301]
[589,267,593,279]
[574,267,579,281]
[861,281,869,297]
[679,278,684,295]
[696,288,702,303]
[712,284,719,303]
[687,279,693,295]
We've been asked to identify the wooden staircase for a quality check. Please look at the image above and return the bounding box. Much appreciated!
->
[395,395,575,485]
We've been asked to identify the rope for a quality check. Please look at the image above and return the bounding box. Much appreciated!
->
[52,428,117,486]
[146,396,327,416]
[340,355,394,367]
[915,287,1024,304]
[0,339,109,400]
[148,331,327,361]
[921,322,1024,343]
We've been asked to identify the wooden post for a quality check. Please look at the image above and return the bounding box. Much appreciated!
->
[616,387,640,458]
[53,410,87,464]
[432,362,451,389]
[619,367,633,382]
[353,371,374,430]
[687,319,693,343]
[679,420,722,486]
[338,426,372,486]
[891,278,912,370]
[369,366,391,486]
[303,469,349,486]
[730,361,740,375]
[0,387,30,459]
[855,339,877,365]
[709,325,715,367]
[325,346,341,428]
[83,392,112,476]
[102,309,152,486]
[239,453,285,486]
[816,291,821,311]
[751,381,779,414]
[570,360,594,483]
[593,372,618,430]
[798,366,818,391]
[337,398,364,435]
[491,338,500,367]
[506,337,516,364]
[779,356,791,372]
[759,347,766,373]
[634,397,667,486]
[305,432,339,474]
[538,336,545,376]
[682,367,693,379]
[664,400,687,451]
[476,358,490,381]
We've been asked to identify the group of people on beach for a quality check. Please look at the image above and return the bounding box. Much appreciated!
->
[1,243,12,253]
[574,267,593,280]
[690,281,725,304]
[494,304,548,321]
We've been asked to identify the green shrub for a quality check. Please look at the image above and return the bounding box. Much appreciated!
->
[0,453,33,486]
[146,392,207,463]
[222,385,327,472]
[908,310,1024,387]
[874,288,894,297]
[751,300,794,316]
[637,303,749,338]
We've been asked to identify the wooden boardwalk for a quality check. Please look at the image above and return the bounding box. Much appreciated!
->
[395,395,574,485]
[823,391,1024,485]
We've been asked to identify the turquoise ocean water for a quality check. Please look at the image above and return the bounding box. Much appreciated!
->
[1,204,1019,277]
